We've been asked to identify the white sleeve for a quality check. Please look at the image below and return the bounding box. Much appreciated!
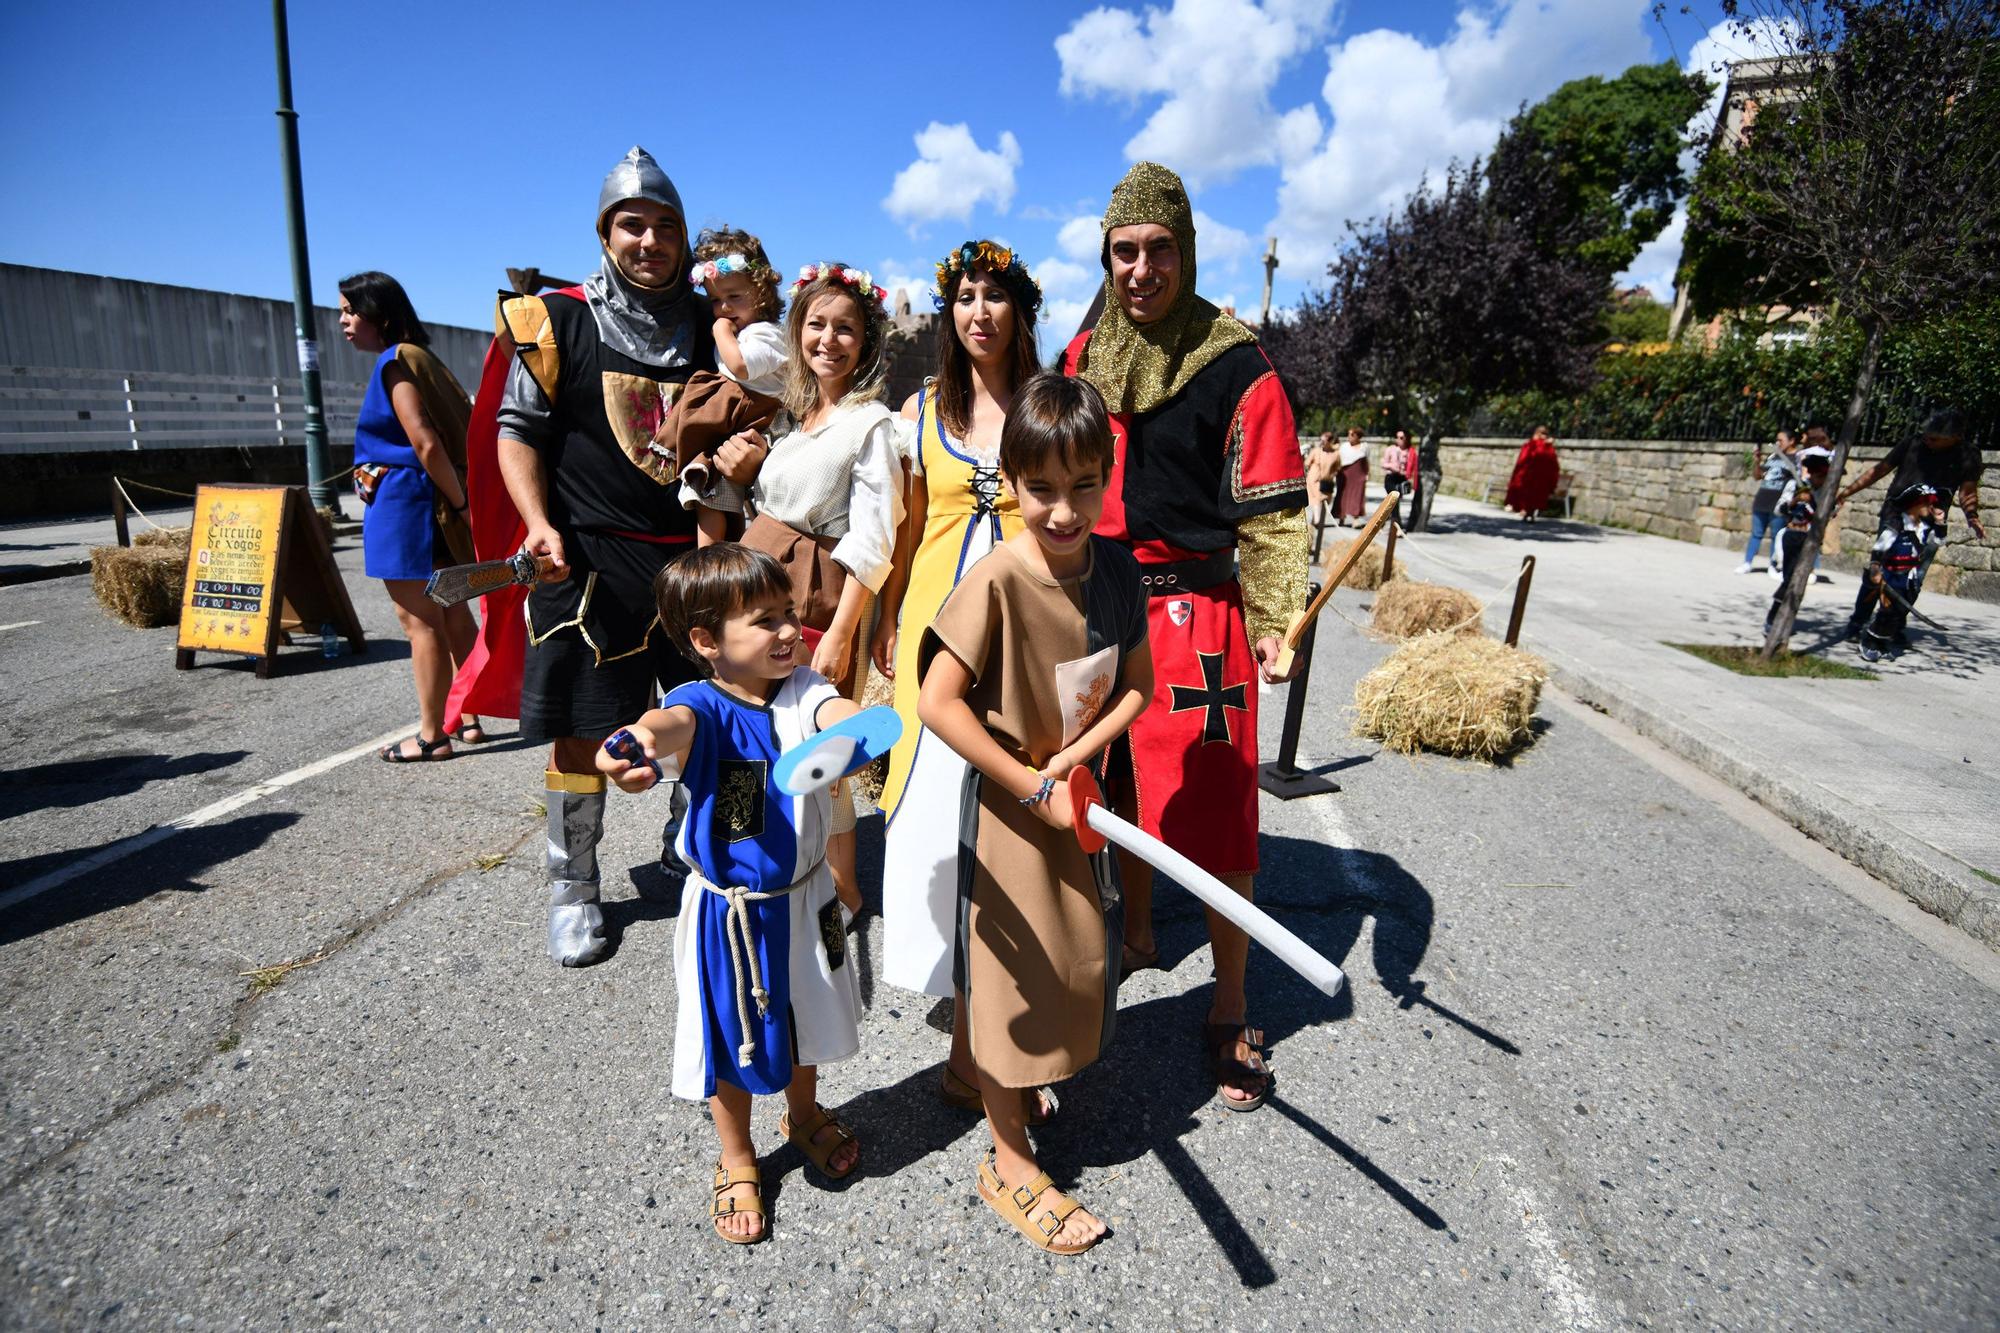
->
[893,414,923,477]
[733,322,790,393]
[829,416,904,594]
[796,668,841,735]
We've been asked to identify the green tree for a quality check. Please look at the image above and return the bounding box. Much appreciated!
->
[1496,60,1714,276]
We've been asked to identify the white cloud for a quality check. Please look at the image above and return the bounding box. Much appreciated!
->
[883,123,1022,231]
[876,259,937,314]
[1192,210,1254,269]
[1057,214,1103,262]
[1032,253,1103,342]
[1272,0,1655,268]
[1620,209,1684,302]
[1056,0,1337,185]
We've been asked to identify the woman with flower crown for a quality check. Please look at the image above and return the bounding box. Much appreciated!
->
[684,261,903,919]
[870,241,1060,1127]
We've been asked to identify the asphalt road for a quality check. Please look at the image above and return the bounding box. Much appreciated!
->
[2,543,1995,1331]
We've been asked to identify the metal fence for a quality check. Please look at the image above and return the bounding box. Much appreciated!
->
[0,264,490,457]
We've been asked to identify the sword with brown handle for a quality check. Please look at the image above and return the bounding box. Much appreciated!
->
[424,551,563,607]
[1272,493,1399,676]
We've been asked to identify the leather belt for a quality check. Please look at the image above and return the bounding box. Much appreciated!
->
[1138,549,1235,597]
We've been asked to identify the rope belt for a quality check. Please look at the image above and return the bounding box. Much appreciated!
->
[692,863,823,1067]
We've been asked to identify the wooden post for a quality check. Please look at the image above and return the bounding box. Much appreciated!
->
[1505,555,1536,646]
[111,478,130,547]
[1382,521,1399,582]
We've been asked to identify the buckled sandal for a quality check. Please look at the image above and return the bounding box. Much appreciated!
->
[448,717,488,745]
[379,734,453,763]
[778,1104,860,1182]
[938,1064,1058,1127]
[976,1152,1103,1255]
[1204,1022,1272,1113]
[709,1161,767,1245]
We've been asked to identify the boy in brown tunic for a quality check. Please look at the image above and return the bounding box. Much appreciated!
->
[918,373,1152,1254]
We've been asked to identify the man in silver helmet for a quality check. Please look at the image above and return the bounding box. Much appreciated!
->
[493,147,714,967]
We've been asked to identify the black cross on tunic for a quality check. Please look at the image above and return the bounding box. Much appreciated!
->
[1169,650,1249,746]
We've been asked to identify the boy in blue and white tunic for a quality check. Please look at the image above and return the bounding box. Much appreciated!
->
[598,545,864,1245]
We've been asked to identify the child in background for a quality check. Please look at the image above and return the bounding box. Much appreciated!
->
[917,373,1152,1254]
[598,545,865,1245]
[1858,482,1943,661]
[1764,446,1832,632]
[654,227,788,544]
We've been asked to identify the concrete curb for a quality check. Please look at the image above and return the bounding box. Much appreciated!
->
[1542,651,2000,950]
[0,559,90,587]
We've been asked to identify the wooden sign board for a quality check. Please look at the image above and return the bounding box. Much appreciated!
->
[174,484,366,678]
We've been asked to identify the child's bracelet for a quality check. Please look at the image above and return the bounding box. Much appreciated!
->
[1019,774,1056,807]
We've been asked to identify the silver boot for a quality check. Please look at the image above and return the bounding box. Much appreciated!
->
[546,770,608,967]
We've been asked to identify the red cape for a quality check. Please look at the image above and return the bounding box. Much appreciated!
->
[1504,436,1560,514]
[443,289,584,722]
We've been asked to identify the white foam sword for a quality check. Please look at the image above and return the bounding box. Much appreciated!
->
[1068,769,1346,998]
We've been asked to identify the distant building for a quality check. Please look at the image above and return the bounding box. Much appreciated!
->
[1666,55,1824,347]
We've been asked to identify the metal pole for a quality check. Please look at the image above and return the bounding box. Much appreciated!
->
[1505,555,1536,647]
[272,0,334,511]
[1258,582,1340,800]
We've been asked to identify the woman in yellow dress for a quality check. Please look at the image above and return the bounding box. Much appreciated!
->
[870,241,1048,1113]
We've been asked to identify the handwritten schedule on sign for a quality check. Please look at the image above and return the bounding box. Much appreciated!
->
[177,488,285,654]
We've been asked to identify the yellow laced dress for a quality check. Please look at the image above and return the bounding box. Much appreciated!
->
[880,386,1021,996]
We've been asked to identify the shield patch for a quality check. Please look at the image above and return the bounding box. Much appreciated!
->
[600,372,679,485]
[1167,598,1193,627]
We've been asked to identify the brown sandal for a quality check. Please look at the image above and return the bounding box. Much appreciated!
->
[1204,1022,1272,1113]
[976,1152,1103,1254]
[709,1161,767,1245]
[778,1104,860,1181]
[938,1065,1059,1127]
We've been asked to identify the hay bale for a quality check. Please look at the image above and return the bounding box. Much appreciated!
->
[1324,536,1407,590]
[132,525,192,552]
[1371,579,1484,639]
[90,545,187,628]
[1353,632,1547,761]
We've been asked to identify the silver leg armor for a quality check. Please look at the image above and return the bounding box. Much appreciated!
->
[546,770,608,967]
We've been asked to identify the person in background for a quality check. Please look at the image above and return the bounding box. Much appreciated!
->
[1336,425,1369,526]
[337,270,484,762]
[1738,427,1800,575]
[1304,432,1340,535]
[1504,425,1560,523]
[1381,427,1415,528]
[1764,446,1832,631]
[1835,408,1986,637]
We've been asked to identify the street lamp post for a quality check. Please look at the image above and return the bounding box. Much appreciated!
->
[272,0,335,512]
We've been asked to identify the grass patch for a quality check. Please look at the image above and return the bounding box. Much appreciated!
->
[214,1031,241,1054]
[240,951,330,996]
[1668,643,1878,680]
[475,853,508,872]
[1974,867,1999,888]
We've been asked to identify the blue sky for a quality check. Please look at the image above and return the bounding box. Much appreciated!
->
[1,1,1735,339]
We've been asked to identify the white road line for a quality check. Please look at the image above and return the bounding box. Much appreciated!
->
[0,620,42,632]
[0,725,413,913]
[1493,1154,1604,1330]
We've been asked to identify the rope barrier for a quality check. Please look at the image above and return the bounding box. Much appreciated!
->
[111,477,174,532]
[1310,528,1533,642]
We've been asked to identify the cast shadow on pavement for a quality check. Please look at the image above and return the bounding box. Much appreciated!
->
[0,810,302,947]
[0,749,249,821]
[186,638,405,677]
[1034,835,1492,1285]
[1688,592,2000,683]
[1424,509,1606,545]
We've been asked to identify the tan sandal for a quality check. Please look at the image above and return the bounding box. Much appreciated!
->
[778,1104,860,1181]
[938,1065,1059,1127]
[1204,1022,1272,1113]
[709,1161,766,1245]
[976,1152,1103,1255]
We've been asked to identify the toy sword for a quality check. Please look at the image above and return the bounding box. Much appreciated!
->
[1068,769,1346,998]
[424,551,560,607]
[1876,578,1948,633]
[1274,493,1400,676]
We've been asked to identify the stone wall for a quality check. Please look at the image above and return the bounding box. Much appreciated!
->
[1416,435,1999,602]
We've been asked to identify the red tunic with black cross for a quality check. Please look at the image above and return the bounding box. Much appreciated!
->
[1062,331,1307,877]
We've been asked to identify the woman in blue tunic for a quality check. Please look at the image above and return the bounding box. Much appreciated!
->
[337,271,484,761]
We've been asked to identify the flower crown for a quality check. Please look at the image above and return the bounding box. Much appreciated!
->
[688,253,771,288]
[791,263,888,309]
[931,240,1044,321]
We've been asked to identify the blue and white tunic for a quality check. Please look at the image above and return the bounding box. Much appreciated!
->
[669,669,862,1100]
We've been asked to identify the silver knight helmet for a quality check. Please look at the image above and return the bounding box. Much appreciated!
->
[597,146,685,237]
